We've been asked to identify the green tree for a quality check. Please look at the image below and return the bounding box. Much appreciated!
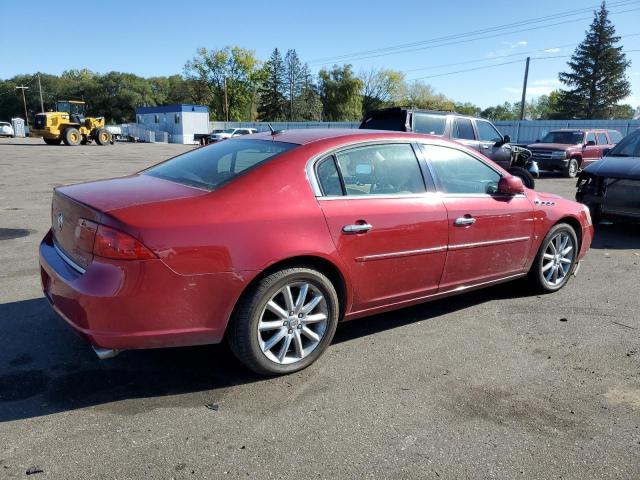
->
[284,49,304,120]
[257,48,287,121]
[318,65,363,121]
[481,102,517,121]
[360,68,405,114]
[294,63,322,121]
[454,102,481,116]
[609,103,635,119]
[184,46,261,120]
[557,1,631,119]
[397,81,455,111]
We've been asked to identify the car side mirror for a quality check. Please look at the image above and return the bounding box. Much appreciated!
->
[586,140,596,146]
[503,134,511,144]
[497,176,525,195]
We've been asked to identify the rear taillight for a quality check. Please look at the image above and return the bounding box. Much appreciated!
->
[93,224,157,260]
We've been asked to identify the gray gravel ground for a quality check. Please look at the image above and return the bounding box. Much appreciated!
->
[0,137,639,479]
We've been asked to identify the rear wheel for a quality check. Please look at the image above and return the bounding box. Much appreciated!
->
[94,128,111,146]
[228,267,339,376]
[563,158,580,178]
[528,223,578,293]
[63,128,81,146]
[507,166,535,189]
[43,137,62,145]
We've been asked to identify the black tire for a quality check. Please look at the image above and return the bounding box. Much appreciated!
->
[62,128,81,146]
[507,166,535,189]
[94,128,111,146]
[43,137,62,145]
[563,158,580,178]
[528,223,578,293]
[228,267,340,376]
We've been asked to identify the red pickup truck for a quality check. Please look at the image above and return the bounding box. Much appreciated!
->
[527,129,622,178]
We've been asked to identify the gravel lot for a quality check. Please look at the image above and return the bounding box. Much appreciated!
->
[1,137,639,479]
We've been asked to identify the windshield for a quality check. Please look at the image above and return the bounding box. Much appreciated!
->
[607,129,640,157]
[540,131,584,144]
[144,139,297,190]
[223,128,237,134]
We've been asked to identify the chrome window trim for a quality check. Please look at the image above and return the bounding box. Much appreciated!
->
[53,240,86,274]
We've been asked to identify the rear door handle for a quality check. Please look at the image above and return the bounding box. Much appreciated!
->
[454,216,476,226]
[342,223,372,234]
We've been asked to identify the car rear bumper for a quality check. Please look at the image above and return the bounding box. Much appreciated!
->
[39,230,246,351]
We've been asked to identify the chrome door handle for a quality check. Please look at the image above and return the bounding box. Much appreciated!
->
[454,216,476,226]
[481,145,490,149]
[342,223,372,234]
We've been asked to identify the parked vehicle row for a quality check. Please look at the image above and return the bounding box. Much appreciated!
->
[40,128,593,375]
[360,108,538,188]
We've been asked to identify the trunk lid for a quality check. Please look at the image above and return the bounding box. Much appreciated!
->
[51,190,102,270]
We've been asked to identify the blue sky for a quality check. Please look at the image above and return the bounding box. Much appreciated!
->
[1,0,638,108]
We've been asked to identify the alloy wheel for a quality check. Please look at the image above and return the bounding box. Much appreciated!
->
[541,231,575,287]
[257,281,328,365]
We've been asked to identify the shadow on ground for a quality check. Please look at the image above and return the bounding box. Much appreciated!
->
[0,222,635,422]
[590,222,640,250]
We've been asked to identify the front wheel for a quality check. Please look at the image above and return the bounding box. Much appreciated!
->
[94,128,111,146]
[63,128,81,146]
[564,158,580,178]
[507,166,535,189]
[228,267,339,376]
[528,223,578,293]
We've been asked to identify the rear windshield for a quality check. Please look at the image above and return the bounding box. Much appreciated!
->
[360,111,407,131]
[144,139,296,190]
[540,131,584,144]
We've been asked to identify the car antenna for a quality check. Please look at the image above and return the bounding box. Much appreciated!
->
[267,123,284,136]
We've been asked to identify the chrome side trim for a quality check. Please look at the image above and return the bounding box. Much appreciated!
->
[53,241,86,274]
[449,236,530,251]
[355,245,447,262]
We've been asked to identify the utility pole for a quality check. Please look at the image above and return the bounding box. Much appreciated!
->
[37,75,44,113]
[519,57,530,121]
[223,77,229,122]
[15,86,30,126]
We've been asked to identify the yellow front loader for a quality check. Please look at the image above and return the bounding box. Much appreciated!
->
[32,100,111,146]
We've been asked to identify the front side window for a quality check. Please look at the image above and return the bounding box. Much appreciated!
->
[452,118,475,140]
[596,132,608,145]
[332,144,426,196]
[145,139,296,190]
[476,120,503,143]
[413,113,446,135]
[586,132,596,145]
[425,145,501,194]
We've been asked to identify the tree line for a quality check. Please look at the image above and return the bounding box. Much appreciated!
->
[0,2,635,124]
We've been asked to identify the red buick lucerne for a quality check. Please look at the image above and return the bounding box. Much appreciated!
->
[39,129,593,375]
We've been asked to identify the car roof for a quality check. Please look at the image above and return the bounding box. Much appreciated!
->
[249,128,437,145]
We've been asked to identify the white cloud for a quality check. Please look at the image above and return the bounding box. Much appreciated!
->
[486,40,528,58]
[530,79,561,87]
[504,78,562,97]
[544,47,561,53]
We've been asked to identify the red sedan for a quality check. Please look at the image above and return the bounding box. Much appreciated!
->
[39,129,593,375]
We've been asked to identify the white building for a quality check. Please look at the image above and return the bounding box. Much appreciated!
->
[135,104,209,144]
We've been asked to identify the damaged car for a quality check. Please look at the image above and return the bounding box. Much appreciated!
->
[576,128,640,225]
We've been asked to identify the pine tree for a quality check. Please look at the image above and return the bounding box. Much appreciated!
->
[295,64,323,121]
[284,49,303,120]
[557,1,631,119]
[257,48,287,121]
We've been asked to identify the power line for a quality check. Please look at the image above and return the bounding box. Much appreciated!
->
[309,2,640,65]
[400,32,640,74]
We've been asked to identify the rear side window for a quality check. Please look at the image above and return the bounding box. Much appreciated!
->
[316,156,343,196]
[145,139,296,190]
[333,144,425,196]
[452,118,475,140]
[476,120,503,143]
[596,132,608,145]
[413,114,446,135]
[608,130,623,144]
[425,145,501,194]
